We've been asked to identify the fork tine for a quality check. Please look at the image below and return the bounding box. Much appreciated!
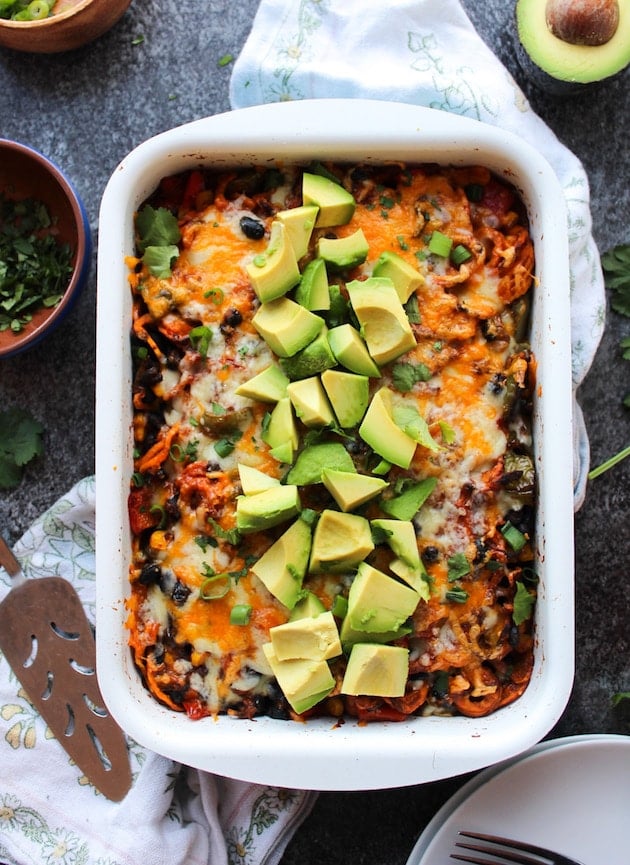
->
[453,832,583,865]
[452,837,546,865]
[450,854,500,865]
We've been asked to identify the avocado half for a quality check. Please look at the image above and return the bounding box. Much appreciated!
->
[515,0,630,94]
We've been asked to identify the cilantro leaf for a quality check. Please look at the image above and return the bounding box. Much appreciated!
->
[0,408,44,489]
[391,361,431,393]
[392,403,439,451]
[447,552,470,582]
[142,245,180,278]
[512,580,535,625]
[135,206,181,253]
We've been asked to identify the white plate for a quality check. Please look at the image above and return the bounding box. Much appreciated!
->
[407,734,630,865]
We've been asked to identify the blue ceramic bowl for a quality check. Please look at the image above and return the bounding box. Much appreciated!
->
[0,139,91,359]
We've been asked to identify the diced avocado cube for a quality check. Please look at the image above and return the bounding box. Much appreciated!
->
[238,463,281,495]
[346,276,416,365]
[279,326,336,380]
[309,510,374,573]
[262,397,298,456]
[275,204,319,261]
[236,484,301,534]
[327,324,380,377]
[346,561,420,633]
[320,369,369,428]
[359,387,417,469]
[287,376,335,427]
[245,220,301,302]
[302,172,355,227]
[270,611,342,661]
[289,591,326,621]
[294,257,330,311]
[262,642,334,714]
[252,297,323,357]
[269,440,295,464]
[371,518,431,600]
[339,615,410,649]
[321,469,388,512]
[286,442,356,485]
[251,516,311,608]
[341,643,409,697]
[317,229,369,271]
[234,363,290,402]
[379,477,438,520]
[372,250,424,303]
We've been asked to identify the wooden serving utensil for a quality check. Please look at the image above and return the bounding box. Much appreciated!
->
[0,535,132,801]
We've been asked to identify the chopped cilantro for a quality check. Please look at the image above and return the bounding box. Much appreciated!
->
[142,244,179,278]
[135,205,180,253]
[512,580,535,625]
[207,517,241,546]
[218,54,234,67]
[0,408,44,490]
[391,360,431,392]
[447,552,470,582]
[0,195,74,334]
[392,403,439,452]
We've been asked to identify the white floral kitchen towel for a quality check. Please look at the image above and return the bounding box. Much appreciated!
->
[0,476,316,865]
[229,0,606,510]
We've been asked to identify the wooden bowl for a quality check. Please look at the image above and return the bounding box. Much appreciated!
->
[0,0,132,54]
[0,140,91,359]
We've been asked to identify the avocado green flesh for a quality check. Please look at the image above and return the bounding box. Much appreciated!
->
[516,0,630,84]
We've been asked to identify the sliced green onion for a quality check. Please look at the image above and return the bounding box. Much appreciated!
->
[204,287,224,304]
[230,604,252,625]
[428,230,452,257]
[451,244,472,266]
[149,504,167,529]
[200,574,231,600]
[445,587,469,604]
[331,595,348,619]
[588,444,630,479]
[501,521,527,552]
[189,325,212,357]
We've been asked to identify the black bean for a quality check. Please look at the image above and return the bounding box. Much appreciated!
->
[220,307,243,334]
[422,546,440,563]
[139,562,162,585]
[171,580,191,606]
[239,215,265,240]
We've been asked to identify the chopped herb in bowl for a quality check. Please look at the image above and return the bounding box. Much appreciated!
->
[0,194,74,335]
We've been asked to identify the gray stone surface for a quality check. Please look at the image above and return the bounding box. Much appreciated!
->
[1,1,628,862]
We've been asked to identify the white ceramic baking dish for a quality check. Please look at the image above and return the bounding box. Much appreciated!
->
[95,99,574,791]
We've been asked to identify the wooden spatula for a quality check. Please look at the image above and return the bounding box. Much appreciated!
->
[0,535,132,801]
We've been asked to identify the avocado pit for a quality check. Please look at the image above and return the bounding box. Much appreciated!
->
[545,0,619,46]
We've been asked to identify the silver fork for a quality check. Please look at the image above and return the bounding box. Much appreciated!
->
[451,831,585,865]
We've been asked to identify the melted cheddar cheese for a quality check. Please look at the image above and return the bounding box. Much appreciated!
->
[127,162,536,723]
